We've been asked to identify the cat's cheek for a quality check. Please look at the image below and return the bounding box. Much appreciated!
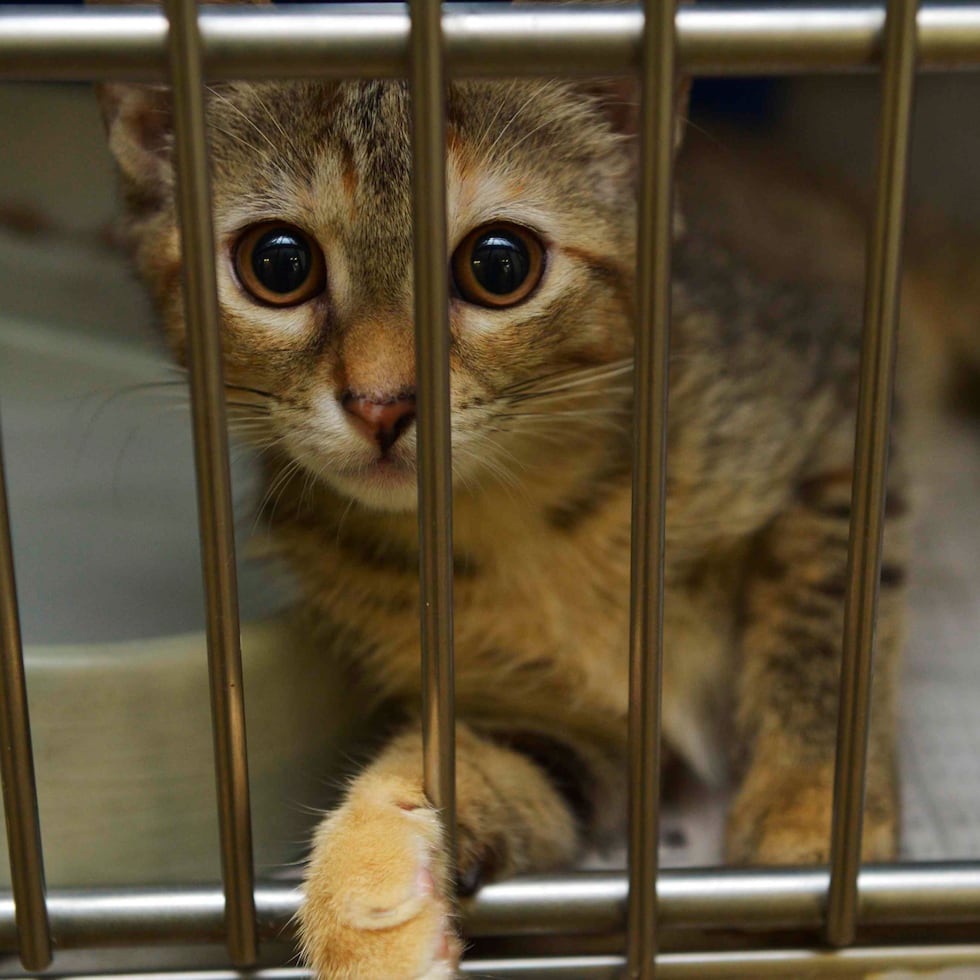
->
[217,276,319,349]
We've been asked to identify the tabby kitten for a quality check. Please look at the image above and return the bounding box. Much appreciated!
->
[99,13,908,978]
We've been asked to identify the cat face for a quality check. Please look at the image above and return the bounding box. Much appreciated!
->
[103,78,639,512]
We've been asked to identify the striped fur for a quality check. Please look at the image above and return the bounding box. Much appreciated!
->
[99,65,916,979]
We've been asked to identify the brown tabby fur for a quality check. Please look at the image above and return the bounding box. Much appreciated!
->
[92,3,964,973]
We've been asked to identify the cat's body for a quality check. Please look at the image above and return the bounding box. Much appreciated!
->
[101,64,913,978]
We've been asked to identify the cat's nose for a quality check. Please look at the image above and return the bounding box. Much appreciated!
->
[342,391,417,452]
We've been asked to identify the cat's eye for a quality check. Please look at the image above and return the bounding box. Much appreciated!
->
[234,223,326,307]
[452,223,545,308]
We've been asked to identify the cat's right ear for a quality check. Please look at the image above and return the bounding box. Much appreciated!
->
[90,0,269,202]
[97,84,174,204]
[86,0,175,204]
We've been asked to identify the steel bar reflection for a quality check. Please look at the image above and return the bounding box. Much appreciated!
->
[0,421,51,972]
[464,947,980,978]
[626,0,677,973]
[163,0,257,965]
[826,0,919,949]
[408,0,457,856]
[40,945,980,980]
[2,4,980,82]
[1,865,980,949]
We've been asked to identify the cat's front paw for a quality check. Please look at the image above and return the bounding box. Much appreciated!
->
[726,762,897,865]
[726,764,832,864]
[299,776,460,980]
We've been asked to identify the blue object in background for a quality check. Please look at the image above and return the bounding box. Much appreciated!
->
[691,77,782,127]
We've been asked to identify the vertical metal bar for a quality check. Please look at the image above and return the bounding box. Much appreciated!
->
[626,0,678,976]
[163,0,257,965]
[409,0,457,864]
[826,0,919,949]
[0,419,52,972]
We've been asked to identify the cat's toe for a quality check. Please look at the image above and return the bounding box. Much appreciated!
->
[339,832,438,931]
[299,781,461,980]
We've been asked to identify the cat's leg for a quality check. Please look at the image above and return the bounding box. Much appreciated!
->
[726,461,908,865]
[298,721,605,980]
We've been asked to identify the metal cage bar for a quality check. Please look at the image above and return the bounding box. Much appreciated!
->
[463,947,980,977]
[32,946,980,980]
[625,0,677,973]
[0,420,51,972]
[163,0,258,965]
[0,0,979,976]
[3,866,980,951]
[3,3,980,82]
[471,948,980,977]
[35,945,980,979]
[409,0,458,855]
[827,0,919,948]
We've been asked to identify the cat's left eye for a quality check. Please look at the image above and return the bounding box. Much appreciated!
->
[452,222,545,308]
[234,222,326,307]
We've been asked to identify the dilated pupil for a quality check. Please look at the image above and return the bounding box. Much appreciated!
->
[252,231,310,294]
[470,232,529,295]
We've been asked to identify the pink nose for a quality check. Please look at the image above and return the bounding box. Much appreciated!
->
[343,392,416,452]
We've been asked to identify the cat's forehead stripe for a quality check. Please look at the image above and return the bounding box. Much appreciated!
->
[204,77,633,323]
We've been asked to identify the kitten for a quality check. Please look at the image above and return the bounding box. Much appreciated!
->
[98,14,911,980]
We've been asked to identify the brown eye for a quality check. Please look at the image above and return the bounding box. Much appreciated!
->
[234,222,326,307]
[452,222,545,308]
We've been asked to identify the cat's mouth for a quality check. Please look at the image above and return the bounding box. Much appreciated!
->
[345,451,415,481]
[365,454,414,476]
[329,451,420,511]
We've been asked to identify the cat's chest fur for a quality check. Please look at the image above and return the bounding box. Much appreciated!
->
[264,430,752,771]
[272,475,637,720]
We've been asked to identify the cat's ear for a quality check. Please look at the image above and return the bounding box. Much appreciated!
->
[513,0,692,146]
[97,83,174,204]
[86,1,173,201]
[90,0,270,203]
[582,75,692,147]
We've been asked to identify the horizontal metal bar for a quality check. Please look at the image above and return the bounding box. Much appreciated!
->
[1,3,980,82]
[470,947,980,977]
[44,945,980,979]
[5,866,980,952]
[471,865,980,937]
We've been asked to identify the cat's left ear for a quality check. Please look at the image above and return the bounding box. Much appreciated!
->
[517,0,692,147]
[582,75,692,147]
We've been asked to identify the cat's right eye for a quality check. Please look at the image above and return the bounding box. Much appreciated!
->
[234,223,326,307]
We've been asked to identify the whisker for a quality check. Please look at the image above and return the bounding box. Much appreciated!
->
[506,385,633,407]
[250,88,307,162]
[502,358,634,397]
[335,496,357,546]
[207,123,267,159]
[253,457,304,533]
[207,87,281,157]
[224,382,278,401]
[482,87,545,161]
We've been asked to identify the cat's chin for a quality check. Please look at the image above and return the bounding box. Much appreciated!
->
[325,460,421,513]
